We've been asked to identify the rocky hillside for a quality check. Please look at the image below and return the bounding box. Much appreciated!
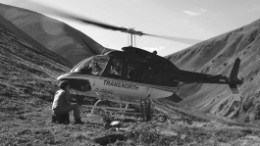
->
[0,3,105,66]
[167,19,260,124]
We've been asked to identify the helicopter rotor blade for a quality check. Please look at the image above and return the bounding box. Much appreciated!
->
[24,1,144,35]
[142,33,201,44]
[25,0,201,45]
[47,11,144,36]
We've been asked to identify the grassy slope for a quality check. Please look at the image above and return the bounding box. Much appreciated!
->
[1,25,260,146]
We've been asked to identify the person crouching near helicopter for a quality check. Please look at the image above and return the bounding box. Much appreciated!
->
[52,80,84,124]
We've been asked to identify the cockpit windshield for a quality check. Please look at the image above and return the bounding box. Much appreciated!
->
[71,55,109,76]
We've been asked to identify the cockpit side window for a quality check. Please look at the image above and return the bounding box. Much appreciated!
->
[71,56,109,76]
[109,58,123,77]
[102,58,123,78]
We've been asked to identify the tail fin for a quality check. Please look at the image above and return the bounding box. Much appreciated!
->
[229,58,243,93]
[230,58,240,82]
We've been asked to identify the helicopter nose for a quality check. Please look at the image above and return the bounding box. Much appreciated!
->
[57,73,68,81]
[57,73,91,92]
[63,79,91,92]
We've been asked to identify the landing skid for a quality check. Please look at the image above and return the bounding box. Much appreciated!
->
[88,100,132,116]
[91,99,103,115]
[87,98,153,122]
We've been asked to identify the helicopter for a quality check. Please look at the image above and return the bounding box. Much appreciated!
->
[57,45,243,117]
[23,1,243,118]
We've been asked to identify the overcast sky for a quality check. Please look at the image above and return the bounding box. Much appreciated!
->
[1,0,260,56]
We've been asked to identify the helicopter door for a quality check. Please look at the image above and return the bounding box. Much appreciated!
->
[124,61,145,83]
[143,63,162,85]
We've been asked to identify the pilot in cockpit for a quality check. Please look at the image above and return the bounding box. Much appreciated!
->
[109,61,122,76]
[77,61,101,76]
[91,61,102,75]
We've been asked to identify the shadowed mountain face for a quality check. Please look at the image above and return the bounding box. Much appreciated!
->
[0,24,69,112]
[0,4,105,66]
[167,19,260,123]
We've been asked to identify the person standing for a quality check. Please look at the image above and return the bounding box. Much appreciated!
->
[52,80,84,124]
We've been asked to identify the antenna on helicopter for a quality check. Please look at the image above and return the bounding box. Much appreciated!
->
[128,28,136,47]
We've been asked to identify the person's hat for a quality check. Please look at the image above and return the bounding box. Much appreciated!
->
[59,80,70,89]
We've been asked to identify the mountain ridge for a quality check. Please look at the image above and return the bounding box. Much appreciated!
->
[167,18,260,123]
[0,13,71,67]
[0,3,105,66]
